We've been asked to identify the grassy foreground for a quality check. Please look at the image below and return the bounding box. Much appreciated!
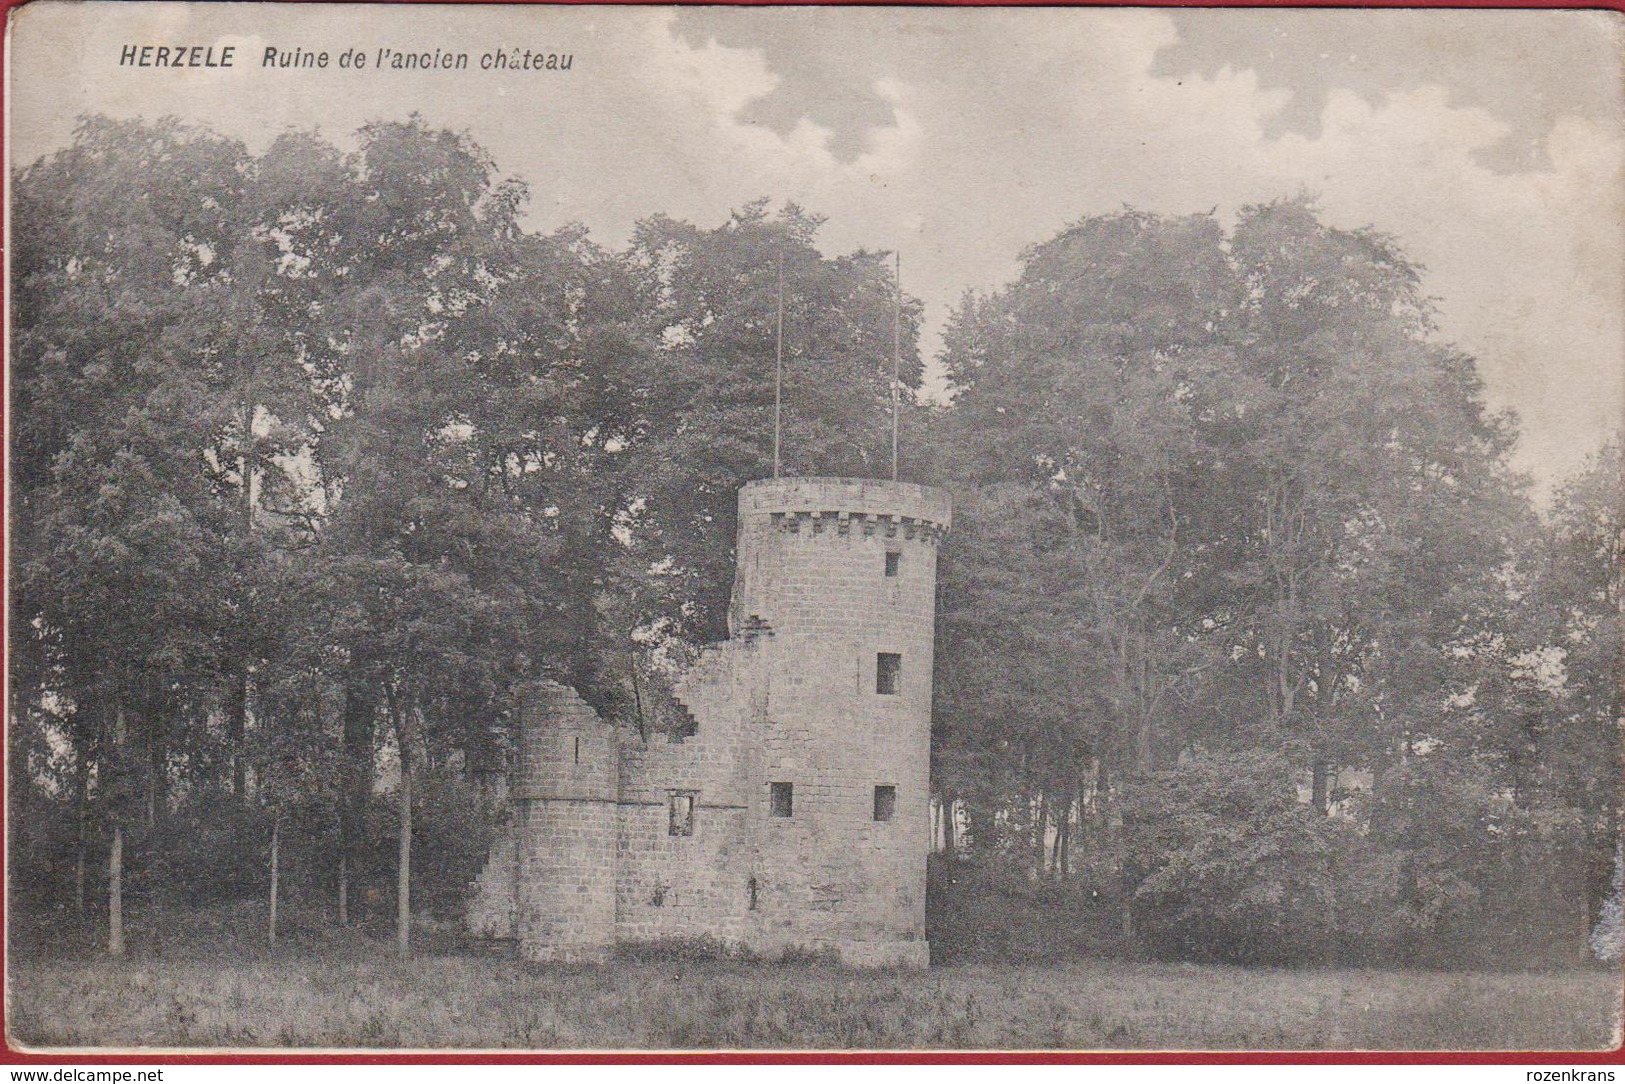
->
[8,947,1621,1051]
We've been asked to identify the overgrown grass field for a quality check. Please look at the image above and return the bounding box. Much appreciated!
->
[9,940,1620,1051]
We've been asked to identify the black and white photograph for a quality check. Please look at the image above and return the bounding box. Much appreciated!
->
[5,1,1623,1053]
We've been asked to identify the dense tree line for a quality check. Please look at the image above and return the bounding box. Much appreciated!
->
[9,116,916,956]
[930,207,1620,966]
[9,116,1618,968]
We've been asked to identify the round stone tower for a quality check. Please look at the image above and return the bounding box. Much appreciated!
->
[733,477,951,967]
[512,681,618,963]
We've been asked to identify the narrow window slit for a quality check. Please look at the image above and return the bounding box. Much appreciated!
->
[770,781,794,818]
[876,652,902,695]
[668,791,695,836]
[873,785,897,822]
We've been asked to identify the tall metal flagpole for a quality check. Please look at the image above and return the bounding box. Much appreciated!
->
[891,250,901,483]
[774,250,784,480]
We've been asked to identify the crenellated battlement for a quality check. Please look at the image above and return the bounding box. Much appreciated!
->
[739,477,952,536]
[769,509,947,543]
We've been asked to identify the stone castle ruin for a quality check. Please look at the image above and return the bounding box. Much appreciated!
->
[467,476,951,966]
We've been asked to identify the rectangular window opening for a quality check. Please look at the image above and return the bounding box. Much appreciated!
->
[876,652,902,695]
[668,791,695,836]
[573,736,580,764]
[884,550,902,578]
[873,785,897,822]
[770,781,794,818]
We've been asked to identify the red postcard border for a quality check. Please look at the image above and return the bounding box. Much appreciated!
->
[3,0,1620,1064]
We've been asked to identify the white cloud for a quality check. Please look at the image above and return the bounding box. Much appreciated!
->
[10,3,1620,489]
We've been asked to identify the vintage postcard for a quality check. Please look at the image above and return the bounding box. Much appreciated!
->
[6,1,1623,1055]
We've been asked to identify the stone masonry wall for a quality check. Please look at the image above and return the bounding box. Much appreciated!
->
[466,831,517,940]
[612,642,758,946]
[471,477,949,968]
[727,479,949,965]
[512,683,618,962]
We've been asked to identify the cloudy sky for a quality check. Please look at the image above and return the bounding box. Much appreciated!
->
[10,3,1622,492]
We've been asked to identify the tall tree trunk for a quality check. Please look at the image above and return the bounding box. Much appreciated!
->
[1054,796,1071,880]
[397,758,411,958]
[338,683,373,926]
[1071,779,1089,871]
[1049,808,1063,879]
[227,666,249,801]
[1133,625,1156,775]
[1033,791,1048,880]
[74,843,87,921]
[145,721,164,828]
[390,688,413,959]
[1096,757,1113,837]
[108,825,124,958]
[269,818,280,947]
[1277,650,1296,720]
[74,752,90,920]
[238,401,256,530]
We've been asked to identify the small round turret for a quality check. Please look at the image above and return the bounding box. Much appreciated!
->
[513,682,616,962]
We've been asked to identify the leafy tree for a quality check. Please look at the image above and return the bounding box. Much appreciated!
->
[297,118,645,953]
[929,200,1561,965]
[1527,439,1624,955]
[933,210,1237,872]
[11,117,282,949]
[616,201,923,646]
[1211,201,1525,810]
